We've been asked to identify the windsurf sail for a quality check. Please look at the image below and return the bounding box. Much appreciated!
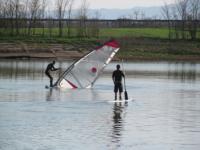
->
[55,40,120,89]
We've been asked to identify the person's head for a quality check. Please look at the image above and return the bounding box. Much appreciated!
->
[52,60,55,64]
[116,64,120,70]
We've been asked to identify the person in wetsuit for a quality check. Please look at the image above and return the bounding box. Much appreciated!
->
[45,60,59,87]
[112,64,125,100]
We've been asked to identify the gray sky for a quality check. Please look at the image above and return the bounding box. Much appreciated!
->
[74,0,175,9]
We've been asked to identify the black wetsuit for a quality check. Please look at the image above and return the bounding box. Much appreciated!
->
[45,62,58,87]
[112,70,124,93]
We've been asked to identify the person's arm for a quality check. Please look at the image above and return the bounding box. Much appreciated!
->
[51,65,59,71]
[53,67,59,71]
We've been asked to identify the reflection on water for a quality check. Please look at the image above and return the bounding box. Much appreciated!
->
[167,62,197,80]
[0,60,70,80]
[0,60,200,150]
[111,103,127,143]
[46,88,55,101]
[108,61,200,81]
[0,60,200,102]
[0,60,45,80]
[0,60,200,81]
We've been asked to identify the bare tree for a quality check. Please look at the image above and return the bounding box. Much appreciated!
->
[66,0,74,37]
[5,0,15,35]
[0,0,4,35]
[22,0,30,35]
[56,0,69,37]
[46,7,53,37]
[162,2,172,39]
[190,0,200,19]
[41,0,47,36]
[171,5,181,39]
[13,0,20,35]
[88,10,100,38]
[0,0,3,18]
[133,9,140,20]
[141,11,146,20]
[76,0,89,38]
[176,0,189,39]
[28,0,41,35]
[187,0,200,40]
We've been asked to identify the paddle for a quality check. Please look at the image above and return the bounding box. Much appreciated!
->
[122,59,128,100]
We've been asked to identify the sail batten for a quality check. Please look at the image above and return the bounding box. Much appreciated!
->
[55,40,120,89]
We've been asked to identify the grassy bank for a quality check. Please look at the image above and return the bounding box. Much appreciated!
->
[0,28,200,61]
[1,27,200,40]
[117,38,200,61]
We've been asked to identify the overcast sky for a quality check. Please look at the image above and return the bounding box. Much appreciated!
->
[74,0,175,9]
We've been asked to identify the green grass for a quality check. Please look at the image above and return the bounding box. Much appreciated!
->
[0,27,199,41]
[0,28,77,37]
[0,27,173,39]
[100,28,170,38]
[0,27,200,61]
[0,27,169,37]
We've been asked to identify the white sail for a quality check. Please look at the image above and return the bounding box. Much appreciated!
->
[55,40,120,89]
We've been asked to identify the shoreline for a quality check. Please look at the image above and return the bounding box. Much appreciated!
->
[0,39,200,62]
[1,52,200,62]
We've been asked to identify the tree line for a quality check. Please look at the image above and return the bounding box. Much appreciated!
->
[0,0,100,38]
[0,0,200,40]
[162,0,200,40]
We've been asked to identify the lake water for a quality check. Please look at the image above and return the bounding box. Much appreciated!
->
[0,60,200,150]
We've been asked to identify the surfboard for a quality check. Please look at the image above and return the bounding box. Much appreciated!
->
[107,98,133,103]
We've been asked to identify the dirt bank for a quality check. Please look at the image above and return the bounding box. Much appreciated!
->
[0,42,95,60]
[0,38,200,61]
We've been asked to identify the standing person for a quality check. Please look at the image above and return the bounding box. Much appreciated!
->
[45,60,59,87]
[112,64,125,100]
